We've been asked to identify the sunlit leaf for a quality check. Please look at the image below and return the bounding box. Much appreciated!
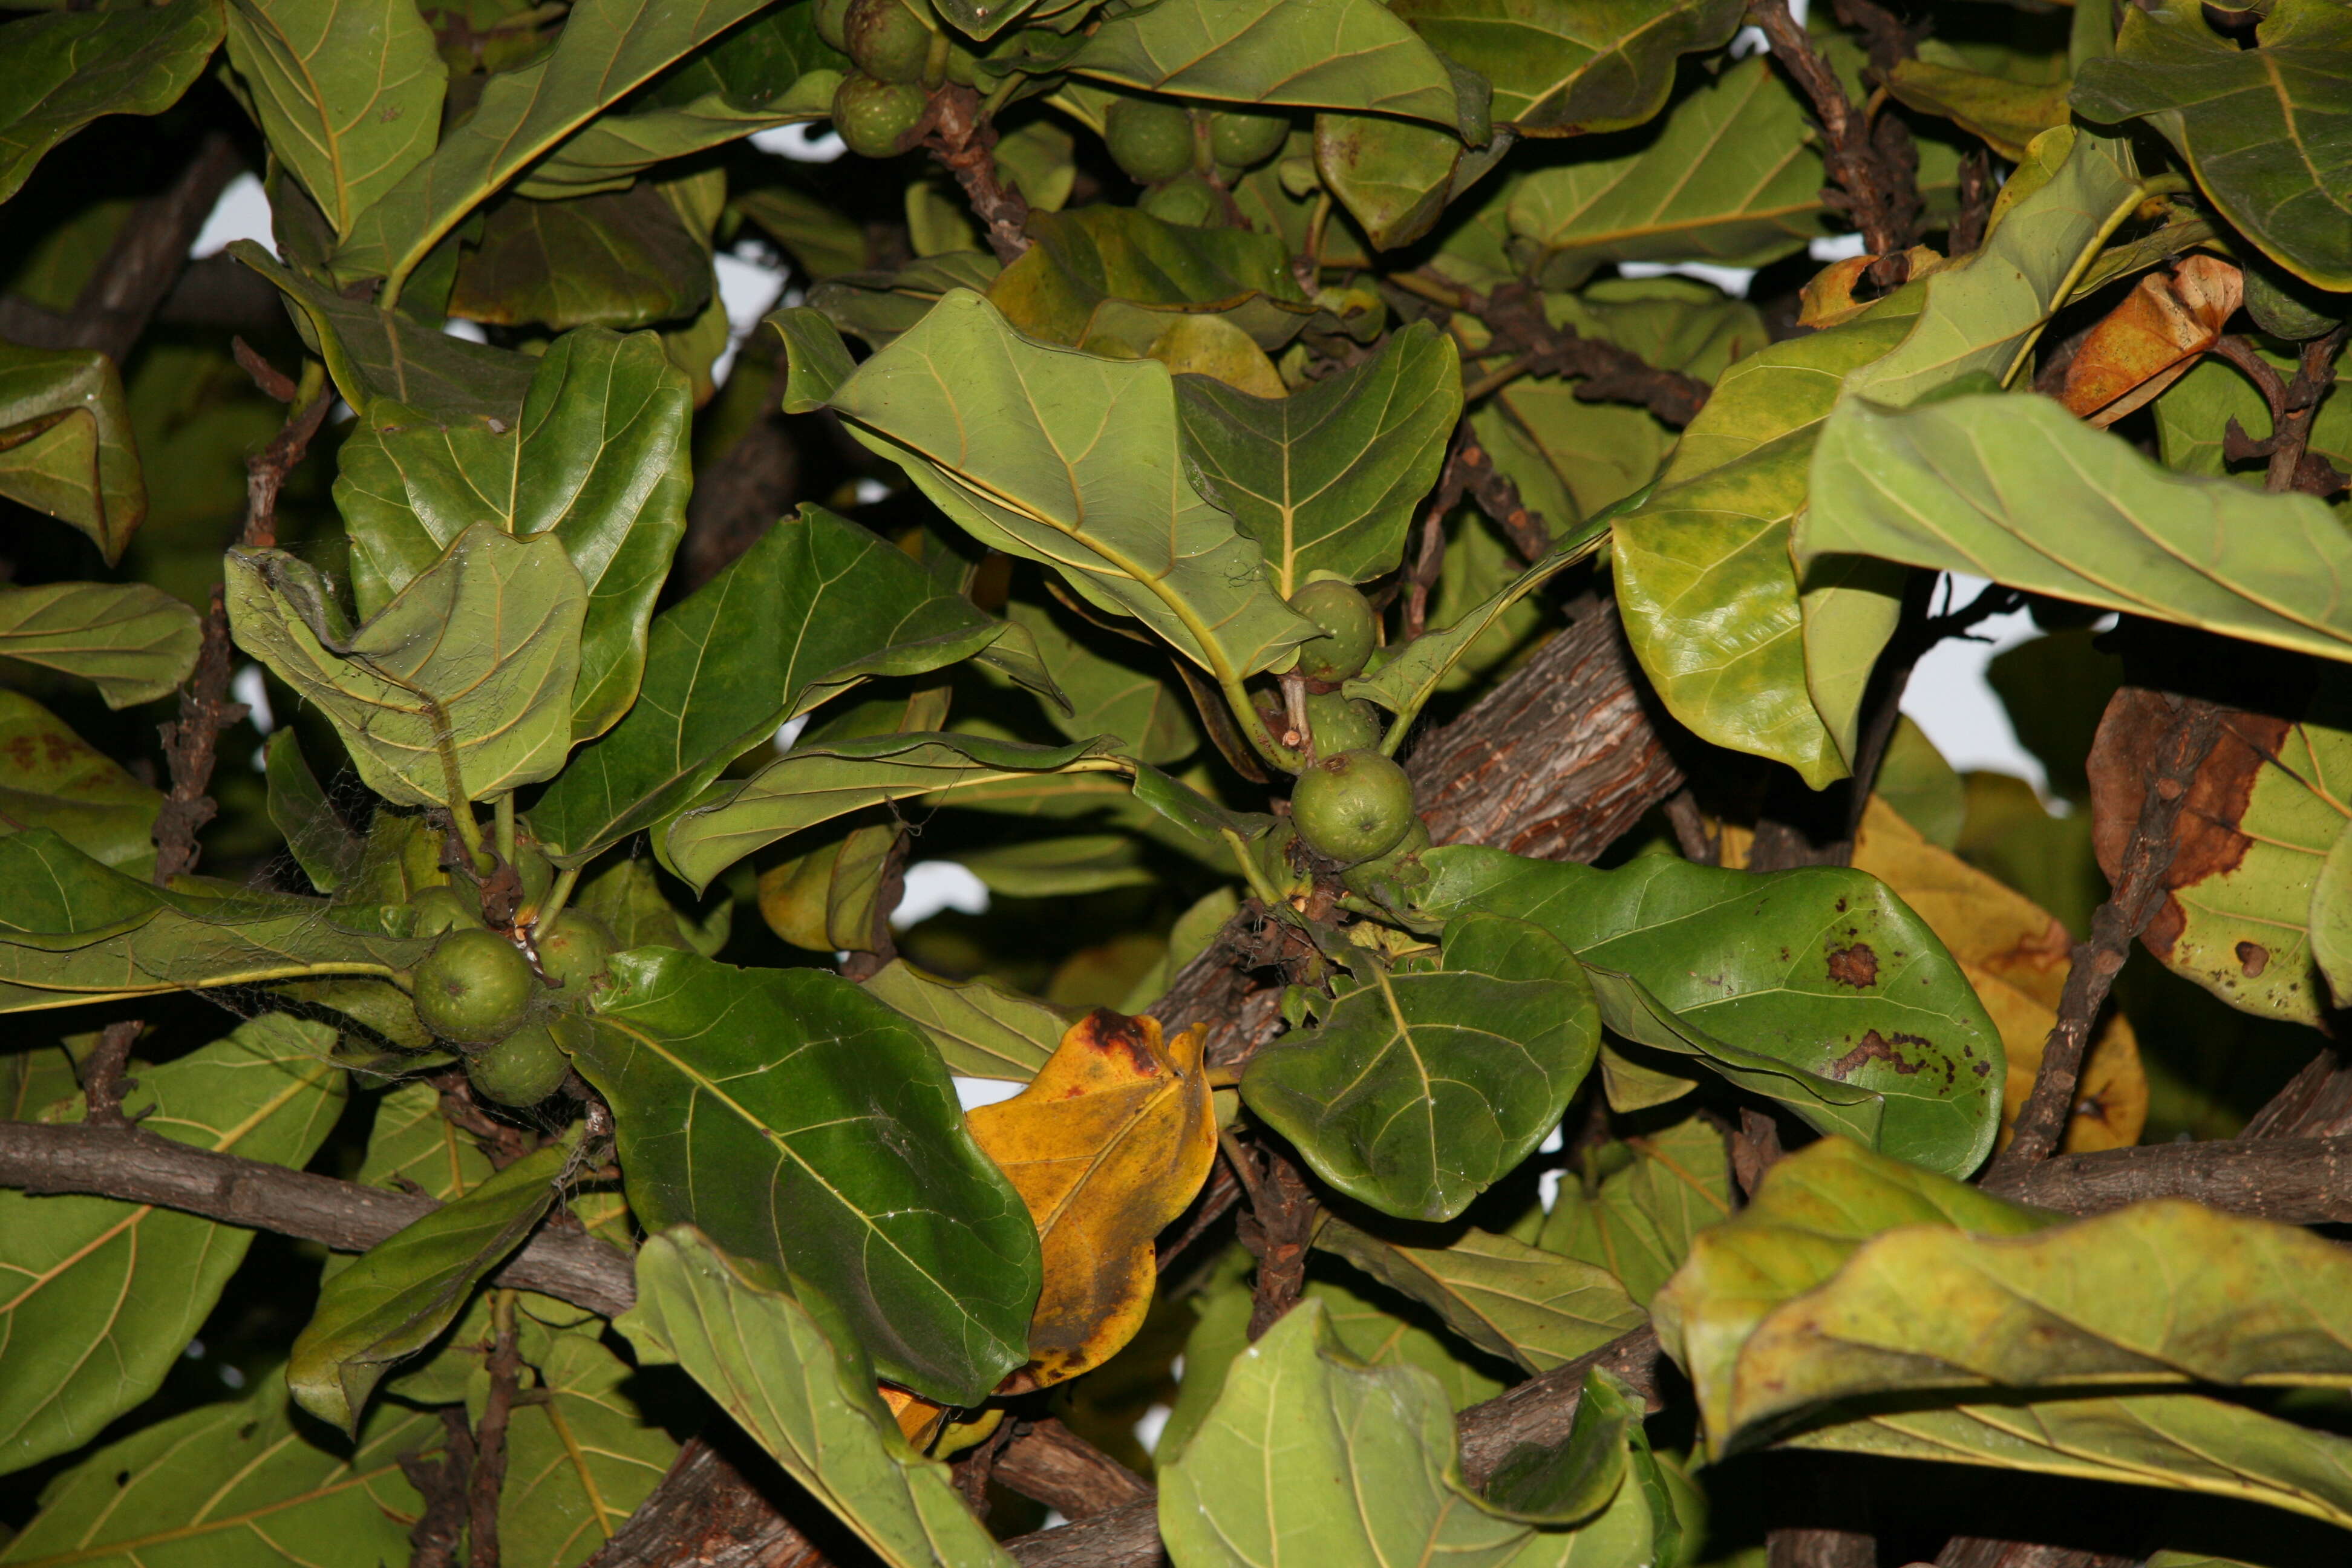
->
[617,1227,1017,1568]
[227,524,588,808]
[577,948,1041,1405]
[0,1015,343,1476]
[0,582,197,710]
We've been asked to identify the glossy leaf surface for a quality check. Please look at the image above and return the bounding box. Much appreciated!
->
[576,949,1040,1405]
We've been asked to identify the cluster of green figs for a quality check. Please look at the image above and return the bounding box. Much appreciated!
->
[1275,581,1426,878]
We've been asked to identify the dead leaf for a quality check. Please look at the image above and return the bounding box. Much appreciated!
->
[880,1385,949,1449]
[1798,247,1950,330]
[1852,797,2146,1152]
[2060,256,2243,428]
[967,1008,1217,1389]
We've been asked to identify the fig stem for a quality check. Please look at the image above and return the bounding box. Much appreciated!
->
[493,794,516,867]
[1221,827,1285,911]
[536,864,581,939]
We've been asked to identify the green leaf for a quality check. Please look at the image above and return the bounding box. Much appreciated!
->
[0,342,147,565]
[448,182,714,333]
[1887,51,2073,163]
[2154,351,2352,484]
[1342,545,1585,743]
[957,833,1158,897]
[498,1330,679,1568]
[769,303,858,413]
[1805,393,2352,685]
[2073,0,2352,289]
[515,2,846,200]
[1312,111,1468,252]
[0,828,172,949]
[231,240,538,422]
[1067,0,1460,128]
[985,204,1313,354]
[1315,1217,1645,1374]
[1419,848,2003,1177]
[739,185,870,281]
[0,1014,344,1475]
[1176,320,1460,598]
[831,290,1315,684]
[226,524,587,808]
[1242,912,1601,1223]
[2316,822,2352,1011]
[577,949,1041,1404]
[1538,1111,1733,1308]
[1,1394,435,1568]
[575,855,730,958]
[862,958,1065,1081]
[222,0,444,237]
[328,0,776,299]
[1391,0,1742,136]
[289,1142,571,1436]
[1502,56,1835,288]
[0,582,197,710]
[1004,599,1197,766]
[0,690,164,875]
[335,326,689,742]
[615,1228,1016,1568]
[352,1080,494,1203]
[0,0,225,207]
[528,506,1012,867]
[661,731,1129,893]
[810,252,1004,351]
[263,730,360,895]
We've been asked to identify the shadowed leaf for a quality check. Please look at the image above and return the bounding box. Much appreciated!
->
[0,344,147,565]
[0,583,198,709]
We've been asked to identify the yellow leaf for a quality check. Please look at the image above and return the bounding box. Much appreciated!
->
[878,1385,949,1449]
[1852,797,2145,1153]
[967,1009,1217,1390]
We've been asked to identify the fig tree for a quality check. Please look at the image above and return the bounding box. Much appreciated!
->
[1138,172,1222,227]
[537,912,616,995]
[1209,108,1288,169]
[413,927,537,1047]
[1305,691,1382,755]
[407,884,482,937]
[844,0,931,84]
[1291,748,1416,864]
[832,74,929,158]
[1105,97,1195,185]
[466,1019,573,1107]
[1289,578,1377,682]
[815,0,853,50]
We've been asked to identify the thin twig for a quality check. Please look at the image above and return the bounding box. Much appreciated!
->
[401,1407,475,1568]
[468,1295,521,1568]
[920,85,1030,264]
[2267,327,2349,495]
[1222,1132,1318,1339]
[235,342,336,551]
[1746,0,1922,278]
[1990,694,2223,1176]
[78,1019,145,1130]
[151,586,247,884]
[1448,284,1711,427]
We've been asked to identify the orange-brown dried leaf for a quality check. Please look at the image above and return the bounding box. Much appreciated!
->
[966,1008,1217,1390]
[2060,256,2243,428]
[1798,247,1949,330]
[878,1385,949,1449]
[1852,797,2146,1152]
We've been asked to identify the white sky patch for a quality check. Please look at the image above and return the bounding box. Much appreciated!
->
[1617,260,1757,298]
[893,860,990,928]
[752,123,848,163]
[1809,232,1869,262]
[1900,573,2056,800]
[188,172,272,259]
[710,241,792,387]
[953,1076,1025,1111]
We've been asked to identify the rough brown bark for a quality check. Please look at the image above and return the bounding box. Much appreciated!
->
[991,1420,1154,1520]
[0,1119,636,1316]
[1987,1131,2352,1223]
[585,1437,831,1568]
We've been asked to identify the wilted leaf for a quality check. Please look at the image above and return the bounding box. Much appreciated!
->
[0,690,164,875]
[575,948,1040,1405]
[1315,1218,1644,1374]
[0,1377,437,1568]
[0,0,224,207]
[2073,0,2352,289]
[328,0,776,298]
[232,240,537,423]
[0,1014,343,1475]
[966,1010,1215,1387]
[1243,912,1600,1222]
[1391,0,1742,136]
[2060,256,2243,427]
[988,204,1313,354]
[1178,321,1460,598]
[289,1142,570,1436]
[1068,0,1460,128]
[530,505,1009,866]
[1539,1112,1732,1308]
[498,1330,679,1568]
[1800,393,2352,685]
[335,326,690,741]
[863,959,1065,1081]
[664,732,1128,893]
[223,0,443,237]
[2087,683,2352,1028]
[1420,847,2006,1176]
[0,342,147,565]
[832,293,1319,683]
[227,524,587,808]
[1849,795,2146,1152]
[0,581,197,710]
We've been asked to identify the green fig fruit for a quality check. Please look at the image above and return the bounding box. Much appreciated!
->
[1106,96,1196,185]
[832,73,928,158]
[1209,108,1288,169]
[537,912,616,996]
[1289,578,1378,683]
[412,927,537,1048]
[466,1019,573,1107]
[1305,691,1383,754]
[845,0,931,84]
[1138,171,1223,227]
[1291,748,1416,864]
[815,0,854,51]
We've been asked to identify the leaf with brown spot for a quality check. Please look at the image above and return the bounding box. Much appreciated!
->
[2089,680,2352,1028]
[1851,795,2146,1153]
[965,1008,1217,1389]
[2060,256,2243,428]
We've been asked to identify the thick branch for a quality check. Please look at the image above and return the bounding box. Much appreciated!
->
[991,1420,1153,1520]
[922,85,1030,265]
[1985,1131,2352,1223]
[0,1119,636,1317]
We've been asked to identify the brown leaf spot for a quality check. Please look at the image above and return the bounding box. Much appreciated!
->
[1827,1030,1927,1079]
[1826,943,1878,988]
[2236,941,2270,978]
[1077,1008,1163,1077]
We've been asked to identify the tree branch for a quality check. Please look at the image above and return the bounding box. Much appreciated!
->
[151,585,247,884]
[1985,1131,2352,1223]
[921,85,1030,265]
[0,1119,636,1317]
[1745,0,1921,277]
